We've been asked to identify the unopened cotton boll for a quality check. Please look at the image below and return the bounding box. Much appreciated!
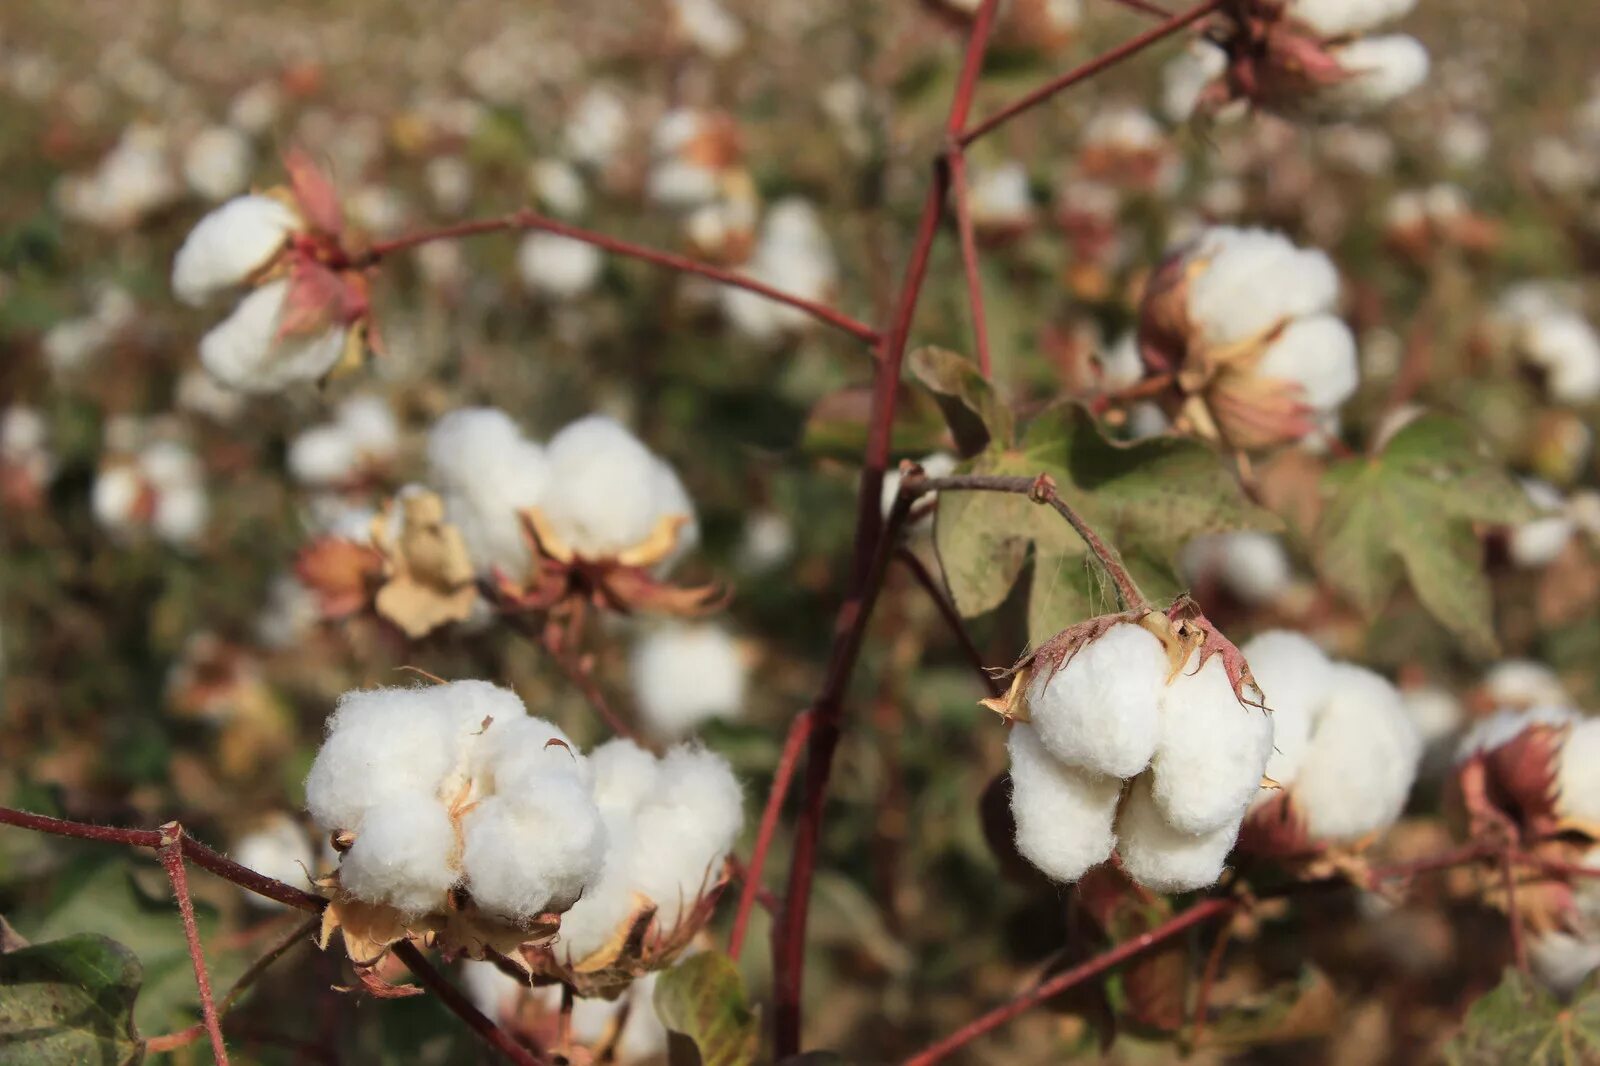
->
[1025,623,1166,778]
[1241,631,1333,787]
[540,416,695,559]
[1254,314,1360,412]
[233,815,317,908]
[183,126,254,201]
[1287,0,1416,37]
[426,407,549,579]
[1320,36,1430,112]
[1292,664,1421,840]
[199,280,346,392]
[1006,723,1121,883]
[1117,775,1240,893]
[338,792,460,915]
[460,780,608,920]
[630,624,747,739]
[517,233,603,299]
[171,195,300,306]
[1151,653,1275,834]
[1186,228,1341,348]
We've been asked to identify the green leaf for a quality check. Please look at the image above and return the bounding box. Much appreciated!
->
[0,934,144,1065]
[653,951,759,1066]
[908,345,1014,457]
[1314,415,1535,656]
[1444,968,1600,1065]
[934,405,1277,645]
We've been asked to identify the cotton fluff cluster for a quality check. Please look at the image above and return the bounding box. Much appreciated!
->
[1009,623,1274,893]
[42,286,138,377]
[721,200,838,341]
[564,87,631,170]
[92,435,209,548]
[629,623,747,740]
[965,162,1036,237]
[517,233,604,300]
[670,0,746,59]
[182,125,255,202]
[54,124,181,230]
[305,681,605,922]
[1281,0,1428,115]
[1178,532,1295,606]
[1508,479,1600,569]
[1240,631,1423,845]
[648,109,740,211]
[1493,284,1600,405]
[1077,105,1182,194]
[550,739,743,964]
[233,814,318,911]
[1141,226,1358,448]
[425,409,697,581]
[288,396,401,490]
[462,962,667,1063]
[1,406,57,503]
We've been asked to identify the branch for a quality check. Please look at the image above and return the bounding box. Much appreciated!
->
[901,897,1235,1065]
[358,209,882,347]
[729,708,815,961]
[945,149,993,380]
[158,825,231,1066]
[958,0,1226,146]
[894,547,1002,697]
[393,940,548,1066]
[1104,0,1175,17]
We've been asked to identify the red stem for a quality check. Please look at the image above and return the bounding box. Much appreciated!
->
[894,547,1002,697]
[728,708,815,961]
[1364,841,1494,887]
[946,149,993,380]
[393,940,547,1066]
[1503,847,1529,974]
[958,0,1227,146]
[361,210,881,347]
[159,825,231,1066]
[901,897,1235,1065]
[1104,0,1175,17]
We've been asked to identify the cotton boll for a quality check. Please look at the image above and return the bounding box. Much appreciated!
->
[1163,42,1227,122]
[1254,314,1359,412]
[1117,775,1241,893]
[288,425,359,488]
[1241,631,1334,788]
[626,748,744,926]
[426,407,548,578]
[233,815,316,909]
[1457,706,1576,762]
[1182,532,1295,606]
[1186,228,1341,347]
[1556,718,1600,825]
[199,280,346,392]
[736,510,794,573]
[461,959,523,1019]
[92,465,143,532]
[1006,723,1122,882]
[1293,664,1421,841]
[172,195,300,306]
[336,395,400,462]
[879,452,958,519]
[530,158,588,218]
[613,974,669,1063]
[1522,313,1600,404]
[589,738,663,815]
[517,233,603,299]
[968,161,1035,230]
[479,714,590,795]
[671,0,745,58]
[1402,686,1464,748]
[153,484,209,547]
[1321,36,1430,112]
[339,792,460,915]
[565,87,630,168]
[1287,0,1416,37]
[1483,660,1570,712]
[541,416,686,558]
[1151,653,1275,834]
[649,160,721,209]
[424,155,474,216]
[1511,480,1576,569]
[1025,623,1166,778]
[1530,931,1600,997]
[183,126,254,202]
[630,624,747,739]
[460,780,607,920]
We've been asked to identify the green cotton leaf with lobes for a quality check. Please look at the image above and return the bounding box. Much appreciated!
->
[0,934,145,1065]
[653,950,760,1066]
[1315,414,1537,657]
[933,403,1278,646]
[1444,967,1600,1065]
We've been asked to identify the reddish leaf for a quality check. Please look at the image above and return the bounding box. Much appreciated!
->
[284,147,343,235]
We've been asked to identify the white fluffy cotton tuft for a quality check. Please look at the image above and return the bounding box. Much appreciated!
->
[338,792,460,915]
[1556,718,1600,825]
[1151,653,1275,834]
[1241,630,1334,789]
[1288,0,1416,37]
[172,195,300,307]
[630,624,747,739]
[539,415,696,561]
[1321,36,1430,112]
[198,279,346,392]
[1186,227,1341,348]
[517,233,604,299]
[1254,313,1360,411]
[1006,723,1122,883]
[1292,664,1421,841]
[461,781,608,920]
[233,815,317,909]
[1025,623,1166,778]
[1116,775,1240,893]
[426,407,549,579]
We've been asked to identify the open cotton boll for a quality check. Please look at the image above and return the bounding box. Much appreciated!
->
[517,232,603,299]
[1007,723,1121,883]
[1181,532,1294,606]
[880,452,958,520]
[1025,623,1166,778]
[1402,686,1465,749]
[339,792,460,915]
[1483,660,1570,712]
[630,624,747,739]
[1530,931,1600,997]
[1162,41,1227,122]
[565,87,629,169]
[1511,480,1576,569]
[183,125,254,202]
[589,738,664,815]
[1186,228,1340,347]
[1117,776,1241,893]
[1456,706,1576,762]
[1523,313,1600,404]
[337,396,400,460]
[1288,0,1416,37]
[1254,314,1359,412]
[288,425,359,488]
[671,0,745,58]
[1151,652,1275,834]
[199,280,346,392]
[233,815,316,908]
[476,713,590,794]
[1241,630,1334,788]
[1293,664,1421,841]
[172,195,300,307]
[153,484,209,547]
[530,158,588,219]
[426,408,548,578]
[460,780,608,920]
[1556,718,1600,824]
[1320,36,1430,112]
[541,416,693,558]
[626,748,744,923]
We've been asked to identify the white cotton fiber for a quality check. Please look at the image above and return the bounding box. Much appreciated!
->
[1254,314,1360,412]
[199,279,346,393]
[477,713,590,794]
[1117,775,1241,893]
[305,686,466,832]
[1025,623,1166,778]
[1510,479,1576,569]
[1400,685,1464,747]
[153,484,209,547]
[172,195,299,306]
[1241,630,1333,788]
[1456,706,1576,762]
[630,624,746,739]
[1006,723,1122,883]
[1321,36,1430,112]
[517,232,603,299]
[1530,931,1600,998]
[233,815,316,909]
[461,778,608,920]
[1292,664,1421,841]
[339,792,460,915]
[1186,227,1341,347]
[1162,41,1227,122]
[1522,312,1600,405]
[1483,660,1570,711]
[1181,532,1294,605]
[589,738,665,815]
[1288,0,1416,37]
[426,407,548,578]
[540,416,695,559]
[1151,653,1275,834]
[1556,718,1600,825]
[460,959,523,1019]
[288,425,359,488]
[92,466,143,532]
[183,125,254,202]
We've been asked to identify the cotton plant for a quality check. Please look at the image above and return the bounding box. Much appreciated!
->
[1136,225,1360,449]
[170,150,374,393]
[629,623,748,740]
[988,597,1273,893]
[517,232,604,299]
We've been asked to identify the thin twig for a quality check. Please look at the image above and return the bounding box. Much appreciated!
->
[946,149,993,379]
[158,824,231,1066]
[1188,918,1234,1049]
[959,0,1227,146]
[532,617,645,746]
[393,940,547,1066]
[1364,841,1494,887]
[901,898,1236,1065]
[358,210,881,347]
[729,708,815,961]
[1503,847,1529,974]
[894,547,1002,697]
[1104,0,1175,17]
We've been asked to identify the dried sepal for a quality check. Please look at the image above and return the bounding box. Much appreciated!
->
[1164,596,1266,710]
[284,147,345,236]
[295,534,383,618]
[372,491,480,638]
